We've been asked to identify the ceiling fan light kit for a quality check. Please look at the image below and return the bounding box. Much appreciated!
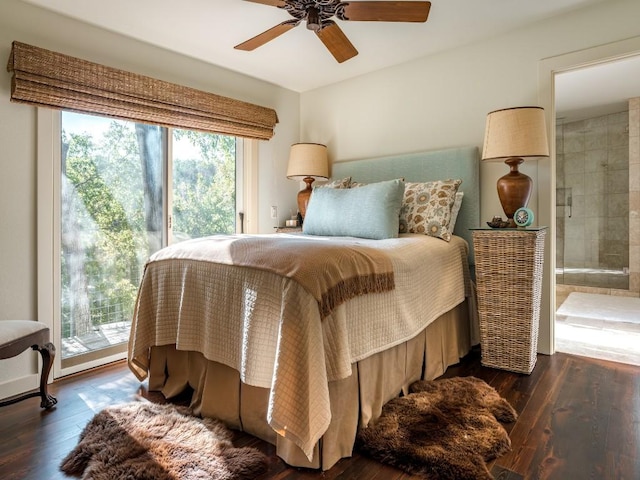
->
[235,0,431,63]
[307,6,321,31]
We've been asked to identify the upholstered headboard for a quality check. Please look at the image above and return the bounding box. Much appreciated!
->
[332,146,480,264]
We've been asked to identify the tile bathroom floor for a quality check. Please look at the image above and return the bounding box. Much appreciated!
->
[556,292,640,366]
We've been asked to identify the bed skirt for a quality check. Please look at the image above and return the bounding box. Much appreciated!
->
[147,297,477,470]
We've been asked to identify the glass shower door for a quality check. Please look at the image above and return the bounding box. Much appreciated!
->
[555,113,630,290]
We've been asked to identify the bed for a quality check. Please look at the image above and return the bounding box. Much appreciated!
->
[128,146,481,470]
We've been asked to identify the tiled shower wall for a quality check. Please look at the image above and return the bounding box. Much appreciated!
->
[556,110,629,290]
[556,97,640,300]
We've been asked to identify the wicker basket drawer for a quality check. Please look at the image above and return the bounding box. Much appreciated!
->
[472,228,546,374]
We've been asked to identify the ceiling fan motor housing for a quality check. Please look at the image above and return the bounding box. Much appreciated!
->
[285,0,347,31]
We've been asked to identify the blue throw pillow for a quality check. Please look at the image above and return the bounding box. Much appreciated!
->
[303,179,404,239]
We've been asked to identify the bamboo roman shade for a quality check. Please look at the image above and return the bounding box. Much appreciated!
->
[7,41,278,140]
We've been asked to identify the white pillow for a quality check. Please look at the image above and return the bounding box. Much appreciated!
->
[449,192,464,233]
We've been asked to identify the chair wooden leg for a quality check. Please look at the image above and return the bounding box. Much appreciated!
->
[34,342,57,409]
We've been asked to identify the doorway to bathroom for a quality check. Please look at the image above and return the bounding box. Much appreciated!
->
[554,55,640,366]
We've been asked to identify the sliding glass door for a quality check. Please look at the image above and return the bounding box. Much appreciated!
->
[58,111,239,372]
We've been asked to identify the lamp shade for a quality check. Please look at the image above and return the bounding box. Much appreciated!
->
[286,143,329,219]
[482,106,549,161]
[286,143,329,180]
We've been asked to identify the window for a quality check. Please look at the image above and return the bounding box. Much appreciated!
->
[39,110,248,376]
[171,129,238,243]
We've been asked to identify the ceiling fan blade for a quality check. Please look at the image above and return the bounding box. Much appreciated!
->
[316,21,358,63]
[243,0,286,7]
[234,21,297,51]
[342,1,431,22]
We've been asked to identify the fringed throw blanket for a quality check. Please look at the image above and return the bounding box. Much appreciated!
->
[147,234,395,319]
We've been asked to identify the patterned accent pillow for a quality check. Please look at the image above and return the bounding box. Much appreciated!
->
[399,179,462,241]
[316,177,351,189]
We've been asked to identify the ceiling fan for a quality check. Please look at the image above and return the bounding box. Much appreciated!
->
[235,0,432,63]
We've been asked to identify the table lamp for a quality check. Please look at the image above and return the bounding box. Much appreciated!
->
[286,143,329,219]
[482,106,549,226]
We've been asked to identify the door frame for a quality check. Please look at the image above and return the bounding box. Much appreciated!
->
[537,35,640,355]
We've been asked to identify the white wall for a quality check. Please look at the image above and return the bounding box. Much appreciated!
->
[300,0,640,354]
[0,0,299,396]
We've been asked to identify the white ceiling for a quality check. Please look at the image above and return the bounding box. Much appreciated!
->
[555,54,640,122]
[22,0,608,93]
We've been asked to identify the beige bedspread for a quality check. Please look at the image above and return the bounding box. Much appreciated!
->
[128,233,470,461]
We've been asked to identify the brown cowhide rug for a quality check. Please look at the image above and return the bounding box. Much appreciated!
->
[60,401,268,480]
[356,376,518,480]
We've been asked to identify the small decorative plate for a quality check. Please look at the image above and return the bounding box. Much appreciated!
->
[514,207,534,227]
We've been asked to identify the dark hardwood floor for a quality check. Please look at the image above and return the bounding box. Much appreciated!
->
[1,349,638,479]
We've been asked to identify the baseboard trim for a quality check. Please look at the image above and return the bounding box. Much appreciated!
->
[0,373,38,401]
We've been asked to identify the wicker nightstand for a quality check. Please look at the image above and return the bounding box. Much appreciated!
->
[471,227,547,374]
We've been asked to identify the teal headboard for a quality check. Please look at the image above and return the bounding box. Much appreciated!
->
[332,146,480,264]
